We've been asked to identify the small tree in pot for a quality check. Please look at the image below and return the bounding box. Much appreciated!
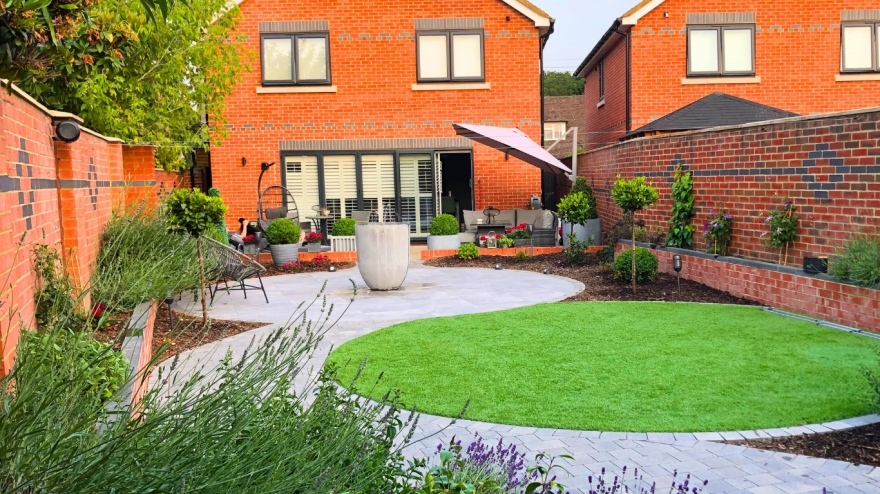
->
[427,214,461,250]
[265,219,302,267]
[165,188,227,323]
[557,192,592,245]
[611,175,659,294]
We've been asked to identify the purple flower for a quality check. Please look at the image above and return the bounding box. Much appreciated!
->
[725,215,732,220]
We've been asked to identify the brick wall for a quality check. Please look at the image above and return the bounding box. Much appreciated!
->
[210,0,546,224]
[544,95,586,159]
[569,108,880,267]
[616,244,880,333]
[583,35,628,150]
[0,85,168,374]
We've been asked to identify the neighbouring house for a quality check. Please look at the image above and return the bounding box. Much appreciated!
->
[207,0,557,238]
[574,0,880,150]
[543,95,586,159]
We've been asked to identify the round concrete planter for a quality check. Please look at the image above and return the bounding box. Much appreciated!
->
[562,219,601,246]
[356,223,410,290]
[426,234,461,250]
[269,244,299,267]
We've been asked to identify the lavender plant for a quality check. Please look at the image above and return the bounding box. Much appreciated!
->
[586,466,709,494]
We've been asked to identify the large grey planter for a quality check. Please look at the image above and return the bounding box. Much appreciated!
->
[269,244,299,267]
[426,234,461,250]
[356,223,410,290]
[562,219,602,246]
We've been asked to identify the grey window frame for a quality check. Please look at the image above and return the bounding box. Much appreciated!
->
[260,32,331,86]
[416,30,485,83]
[598,59,605,100]
[686,24,756,77]
[840,22,879,73]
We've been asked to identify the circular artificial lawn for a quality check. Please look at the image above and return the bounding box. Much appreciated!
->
[327,303,880,432]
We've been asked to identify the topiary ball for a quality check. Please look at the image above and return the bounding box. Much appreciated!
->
[265,218,302,245]
[332,218,356,237]
[430,214,460,236]
[612,247,659,284]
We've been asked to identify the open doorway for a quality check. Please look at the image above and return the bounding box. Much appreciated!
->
[438,152,473,225]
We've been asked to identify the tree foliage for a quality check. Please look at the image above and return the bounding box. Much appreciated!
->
[666,166,696,249]
[611,176,659,294]
[543,71,584,96]
[1,0,246,170]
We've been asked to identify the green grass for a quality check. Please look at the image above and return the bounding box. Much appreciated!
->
[328,303,880,432]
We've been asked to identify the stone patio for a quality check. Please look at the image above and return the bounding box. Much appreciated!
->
[171,263,880,494]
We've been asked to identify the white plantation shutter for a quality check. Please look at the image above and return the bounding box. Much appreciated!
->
[842,25,874,70]
[689,29,720,73]
[399,154,434,235]
[360,155,396,222]
[322,155,357,230]
[723,28,753,73]
[283,156,319,226]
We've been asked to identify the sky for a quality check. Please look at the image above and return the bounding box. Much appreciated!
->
[537,0,633,73]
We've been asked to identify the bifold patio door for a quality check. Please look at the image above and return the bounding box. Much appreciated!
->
[322,154,357,232]
[399,154,434,236]
[360,154,396,222]
[283,155,320,226]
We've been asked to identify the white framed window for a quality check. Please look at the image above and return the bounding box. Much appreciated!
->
[261,33,330,85]
[687,25,755,76]
[544,122,566,141]
[841,22,879,72]
[417,30,484,82]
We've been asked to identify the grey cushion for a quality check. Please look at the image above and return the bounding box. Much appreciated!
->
[493,210,515,226]
[515,209,542,226]
[462,210,486,229]
[533,210,555,229]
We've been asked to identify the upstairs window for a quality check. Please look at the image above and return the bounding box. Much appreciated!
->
[598,59,605,100]
[261,33,330,85]
[417,31,484,82]
[687,25,755,76]
[544,122,566,141]
[841,22,879,72]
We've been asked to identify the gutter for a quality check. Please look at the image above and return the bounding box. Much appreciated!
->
[539,19,555,147]
[574,19,622,77]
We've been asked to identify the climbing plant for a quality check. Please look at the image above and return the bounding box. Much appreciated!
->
[666,165,696,249]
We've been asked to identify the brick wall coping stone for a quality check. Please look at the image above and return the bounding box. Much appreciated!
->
[577,105,880,156]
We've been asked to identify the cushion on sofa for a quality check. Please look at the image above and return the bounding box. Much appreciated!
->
[462,210,486,229]
[493,210,516,227]
[532,210,555,229]
[515,209,542,226]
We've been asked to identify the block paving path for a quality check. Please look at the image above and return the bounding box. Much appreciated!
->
[173,263,880,494]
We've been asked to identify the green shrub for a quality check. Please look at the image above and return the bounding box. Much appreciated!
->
[667,165,696,249]
[17,330,128,405]
[557,192,592,235]
[457,243,480,260]
[570,177,599,220]
[92,212,202,311]
[829,234,880,288]
[164,188,227,238]
[612,248,658,284]
[564,234,591,266]
[429,214,460,236]
[332,218,357,236]
[33,244,83,330]
[599,217,648,263]
[513,251,529,262]
[266,218,302,245]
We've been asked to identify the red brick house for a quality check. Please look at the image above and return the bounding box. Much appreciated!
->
[575,0,880,150]
[543,95,586,159]
[207,0,555,237]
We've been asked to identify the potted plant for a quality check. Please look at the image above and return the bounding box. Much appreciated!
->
[241,234,259,255]
[265,218,301,267]
[329,217,357,252]
[498,235,514,250]
[506,223,531,247]
[356,221,409,290]
[557,191,592,248]
[570,177,601,244]
[305,231,324,252]
[426,214,461,250]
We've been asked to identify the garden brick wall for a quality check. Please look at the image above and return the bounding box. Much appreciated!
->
[566,108,880,267]
[582,0,880,149]
[616,244,880,333]
[0,84,172,375]
[210,0,546,225]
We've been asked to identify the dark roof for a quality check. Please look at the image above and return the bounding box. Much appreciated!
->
[622,93,799,140]
[574,19,622,77]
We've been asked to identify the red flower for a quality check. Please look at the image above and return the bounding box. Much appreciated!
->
[305,231,323,243]
[480,236,487,241]
[495,234,502,239]
[92,302,107,318]
[242,234,257,245]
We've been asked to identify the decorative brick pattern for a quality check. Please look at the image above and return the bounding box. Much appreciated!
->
[258,20,329,33]
[414,18,483,30]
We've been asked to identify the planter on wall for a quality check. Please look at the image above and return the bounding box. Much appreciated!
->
[307,242,321,253]
[269,244,298,267]
[356,223,410,290]
[426,234,461,250]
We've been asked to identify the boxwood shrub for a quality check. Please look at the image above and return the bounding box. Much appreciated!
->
[266,218,302,245]
[429,214,460,236]
[613,247,658,284]
[331,218,357,237]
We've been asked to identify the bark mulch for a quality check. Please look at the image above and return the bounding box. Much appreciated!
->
[726,422,880,467]
[425,253,757,305]
[96,306,268,361]
[263,262,355,277]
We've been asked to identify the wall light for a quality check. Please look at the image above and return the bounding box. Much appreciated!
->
[54,120,81,143]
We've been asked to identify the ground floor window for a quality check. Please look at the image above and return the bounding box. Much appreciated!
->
[281,150,473,237]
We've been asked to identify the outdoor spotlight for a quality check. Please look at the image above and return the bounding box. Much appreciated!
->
[672,255,682,273]
[54,120,81,143]
[543,268,552,275]
[495,263,503,270]
[163,294,176,329]
[329,265,336,272]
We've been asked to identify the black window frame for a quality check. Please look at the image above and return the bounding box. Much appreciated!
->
[260,32,332,86]
[840,22,880,73]
[416,30,485,83]
[686,24,756,77]
[598,59,605,100]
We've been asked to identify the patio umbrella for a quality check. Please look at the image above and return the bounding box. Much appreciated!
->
[452,123,572,175]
